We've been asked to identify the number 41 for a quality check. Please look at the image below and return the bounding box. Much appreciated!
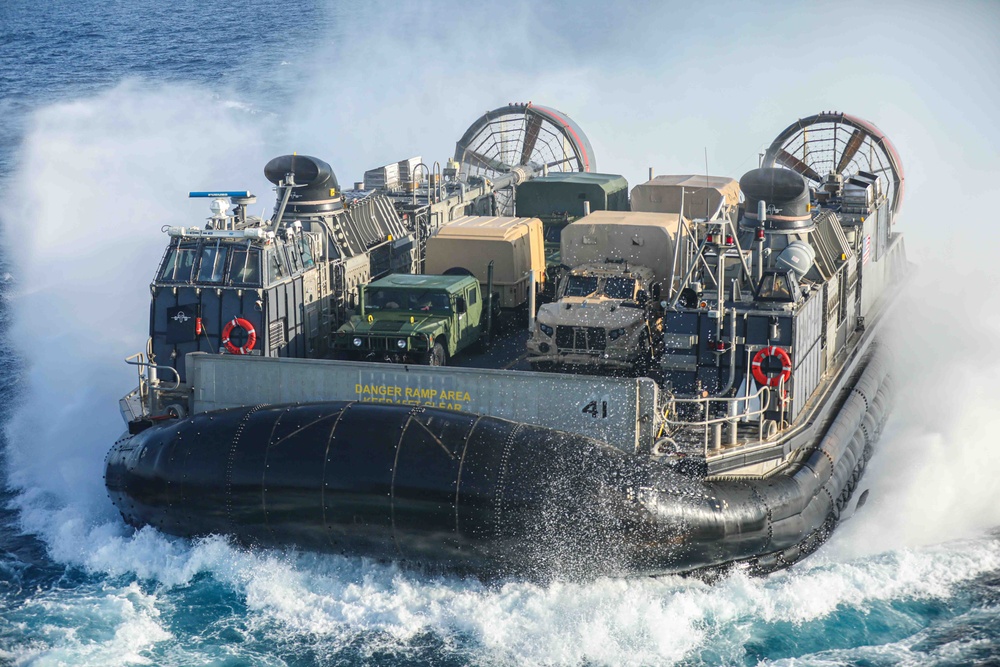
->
[582,400,608,419]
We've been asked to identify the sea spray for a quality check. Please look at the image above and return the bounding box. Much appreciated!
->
[1,81,272,536]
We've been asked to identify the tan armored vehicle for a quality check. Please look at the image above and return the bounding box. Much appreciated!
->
[630,174,741,220]
[424,215,545,310]
[527,210,687,374]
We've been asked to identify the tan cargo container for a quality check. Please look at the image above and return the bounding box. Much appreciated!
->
[630,175,740,220]
[425,215,545,309]
[561,210,687,284]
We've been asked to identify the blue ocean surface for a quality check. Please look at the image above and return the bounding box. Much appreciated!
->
[2,1,1000,665]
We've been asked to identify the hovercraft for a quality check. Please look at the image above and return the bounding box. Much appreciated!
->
[106,107,910,578]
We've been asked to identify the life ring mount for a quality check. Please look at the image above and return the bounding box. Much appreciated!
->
[222,317,257,355]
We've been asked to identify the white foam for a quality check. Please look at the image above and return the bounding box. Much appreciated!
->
[1,79,273,534]
[16,526,996,666]
[7,581,171,666]
[828,227,1000,561]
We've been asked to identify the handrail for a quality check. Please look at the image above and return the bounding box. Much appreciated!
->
[665,386,771,426]
[663,382,782,455]
[124,352,181,390]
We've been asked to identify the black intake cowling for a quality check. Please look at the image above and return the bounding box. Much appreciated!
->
[264,154,343,214]
[740,167,811,230]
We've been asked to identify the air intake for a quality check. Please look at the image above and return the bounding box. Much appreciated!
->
[739,168,811,231]
[264,154,343,214]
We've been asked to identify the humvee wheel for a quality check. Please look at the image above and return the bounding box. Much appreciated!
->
[427,343,447,367]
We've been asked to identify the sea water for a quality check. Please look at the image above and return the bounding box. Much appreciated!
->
[2,1,999,665]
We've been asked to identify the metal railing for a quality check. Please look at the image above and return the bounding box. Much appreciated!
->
[662,380,791,457]
[123,352,181,418]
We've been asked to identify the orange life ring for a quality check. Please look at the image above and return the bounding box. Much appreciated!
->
[751,346,792,387]
[222,317,257,355]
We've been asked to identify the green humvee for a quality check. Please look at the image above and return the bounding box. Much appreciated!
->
[333,273,487,366]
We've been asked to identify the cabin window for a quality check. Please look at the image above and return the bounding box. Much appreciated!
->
[757,271,796,302]
[267,250,285,283]
[564,275,599,297]
[285,244,302,273]
[159,243,198,282]
[604,277,636,300]
[469,288,478,306]
[229,248,261,286]
[197,243,228,283]
[299,238,315,268]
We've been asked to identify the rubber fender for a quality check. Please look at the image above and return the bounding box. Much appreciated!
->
[870,389,889,420]
[659,483,769,542]
[861,411,880,446]
[822,452,856,510]
[781,544,801,564]
[846,431,866,460]
[801,448,834,485]
[818,427,851,464]
[853,371,881,409]
[769,514,807,549]
[798,491,834,534]
[826,388,869,444]
[756,552,780,570]
[758,475,813,521]
[837,442,860,484]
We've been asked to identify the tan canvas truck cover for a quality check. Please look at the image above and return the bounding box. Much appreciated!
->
[630,175,740,219]
[425,216,545,308]
[561,210,686,283]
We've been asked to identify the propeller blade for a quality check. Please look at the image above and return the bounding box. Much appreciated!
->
[457,145,511,174]
[774,149,823,183]
[519,113,543,167]
[836,129,865,175]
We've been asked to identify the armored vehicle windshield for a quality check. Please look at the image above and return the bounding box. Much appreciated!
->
[561,274,638,300]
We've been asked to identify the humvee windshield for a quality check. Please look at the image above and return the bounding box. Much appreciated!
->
[563,275,637,299]
[368,288,452,312]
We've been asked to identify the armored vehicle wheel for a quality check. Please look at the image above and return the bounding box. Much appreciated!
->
[454,103,594,215]
[427,342,447,367]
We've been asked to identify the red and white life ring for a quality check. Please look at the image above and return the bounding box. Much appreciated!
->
[222,317,257,355]
[751,346,792,387]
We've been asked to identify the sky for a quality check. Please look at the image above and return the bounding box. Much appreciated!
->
[275,0,1000,256]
